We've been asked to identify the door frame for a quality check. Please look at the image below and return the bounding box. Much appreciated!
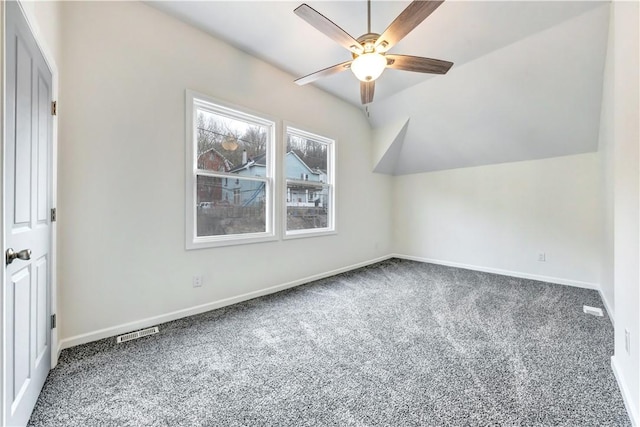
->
[0,0,59,422]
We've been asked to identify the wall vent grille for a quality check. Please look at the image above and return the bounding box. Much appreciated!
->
[583,305,604,317]
[116,326,159,343]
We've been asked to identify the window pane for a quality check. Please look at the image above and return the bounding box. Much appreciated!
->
[197,108,267,176]
[286,183,330,231]
[285,134,328,182]
[197,175,266,236]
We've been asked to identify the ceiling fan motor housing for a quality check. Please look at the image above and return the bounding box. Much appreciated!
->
[352,33,383,58]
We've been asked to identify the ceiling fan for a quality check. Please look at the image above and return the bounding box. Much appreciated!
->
[294,0,453,105]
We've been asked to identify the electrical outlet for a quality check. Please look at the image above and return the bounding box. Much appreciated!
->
[625,329,630,354]
[538,252,546,262]
[192,275,203,288]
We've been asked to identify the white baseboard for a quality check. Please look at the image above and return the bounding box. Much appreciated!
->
[59,255,393,350]
[612,356,639,426]
[55,342,63,365]
[392,254,600,290]
[50,333,59,369]
[599,290,615,326]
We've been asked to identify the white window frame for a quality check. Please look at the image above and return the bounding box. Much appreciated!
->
[283,124,336,239]
[185,90,277,249]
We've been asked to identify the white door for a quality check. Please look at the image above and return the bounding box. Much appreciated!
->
[4,1,53,425]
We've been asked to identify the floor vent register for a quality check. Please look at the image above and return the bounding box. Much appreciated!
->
[583,305,604,317]
[116,326,160,343]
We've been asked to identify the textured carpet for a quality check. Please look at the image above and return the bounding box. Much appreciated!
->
[29,259,630,426]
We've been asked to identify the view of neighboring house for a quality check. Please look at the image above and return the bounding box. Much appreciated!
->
[227,151,268,207]
[196,148,233,205]
[208,150,328,208]
[284,151,327,208]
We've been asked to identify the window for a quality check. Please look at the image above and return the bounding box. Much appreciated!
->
[284,126,335,237]
[186,91,275,249]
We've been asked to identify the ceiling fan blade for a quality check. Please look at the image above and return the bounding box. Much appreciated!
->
[294,4,363,54]
[375,1,444,52]
[360,81,375,104]
[385,54,453,74]
[295,60,353,86]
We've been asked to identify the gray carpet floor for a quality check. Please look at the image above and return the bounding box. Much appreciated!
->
[29,259,630,426]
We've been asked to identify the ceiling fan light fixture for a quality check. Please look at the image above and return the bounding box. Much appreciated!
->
[351,52,386,82]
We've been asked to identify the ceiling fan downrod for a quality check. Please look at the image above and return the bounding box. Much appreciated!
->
[367,0,371,34]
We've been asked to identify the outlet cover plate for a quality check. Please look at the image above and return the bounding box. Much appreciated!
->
[625,329,630,354]
[193,275,203,288]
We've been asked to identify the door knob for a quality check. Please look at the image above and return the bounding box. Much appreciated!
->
[5,248,31,265]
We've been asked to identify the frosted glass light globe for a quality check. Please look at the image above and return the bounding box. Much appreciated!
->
[351,53,387,82]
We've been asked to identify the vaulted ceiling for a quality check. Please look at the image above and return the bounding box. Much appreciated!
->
[149,1,610,175]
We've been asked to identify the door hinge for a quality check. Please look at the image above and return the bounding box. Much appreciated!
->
[50,208,56,222]
[51,101,57,116]
[51,314,56,329]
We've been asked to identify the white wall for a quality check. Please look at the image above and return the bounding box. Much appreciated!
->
[608,1,640,423]
[597,0,615,319]
[19,1,62,66]
[392,153,603,288]
[58,1,392,343]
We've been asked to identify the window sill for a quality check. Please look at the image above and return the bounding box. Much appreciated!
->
[283,229,337,240]
[186,233,278,250]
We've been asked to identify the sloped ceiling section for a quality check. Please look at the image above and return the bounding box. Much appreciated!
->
[369,3,610,174]
[372,118,410,174]
[149,1,610,175]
